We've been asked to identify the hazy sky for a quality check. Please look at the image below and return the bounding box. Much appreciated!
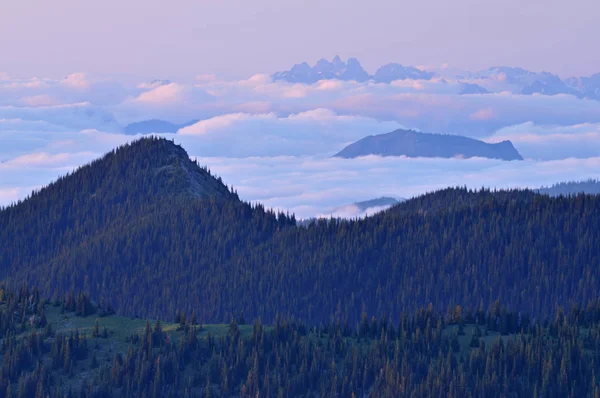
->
[1,0,598,79]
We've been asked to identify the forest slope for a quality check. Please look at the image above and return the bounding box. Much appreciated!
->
[3,286,600,397]
[1,138,599,325]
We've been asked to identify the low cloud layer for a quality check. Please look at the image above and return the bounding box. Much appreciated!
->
[2,72,600,136]
[488,122,600,160]
[2,123,598,218]
[193,154,600,219]
[177,109,401,156]
[2,71,600,217]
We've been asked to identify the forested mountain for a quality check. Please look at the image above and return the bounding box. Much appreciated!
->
[1,138,599,327]
[5,285,600,397]
[538,179,600,196]
[334,129,524,160]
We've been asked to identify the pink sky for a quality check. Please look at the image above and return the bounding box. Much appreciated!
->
[0,0,597,79]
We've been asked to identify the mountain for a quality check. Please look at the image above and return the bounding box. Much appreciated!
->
[272,56,369,84]
[478,66,542,86]
[472,66,590,98]
[271,59,600,101]
[6,284,600,397]
[2,138,600,326]
[460,82,491,94]
[334,129,524,160]
[537,179,600,196]
[372,63,434,83]
[272,56,431,84]
[521,77,581,97]
[566,73,600,100]
[123,119,198,135]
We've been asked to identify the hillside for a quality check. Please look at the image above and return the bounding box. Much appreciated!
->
[334,129,524,160]
[3,286,600,397]
[0,137,240,285]
[538,179,600,196]
[1,138,599,326]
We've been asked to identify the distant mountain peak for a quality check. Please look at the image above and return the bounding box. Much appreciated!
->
[115,137,236,200]
[272,59,600,100]
[372,63,434,83]
[332,55,344,68]
[334,129,523,161]
[7,137,237,212]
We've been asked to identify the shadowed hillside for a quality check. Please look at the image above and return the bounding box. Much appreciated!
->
[1,138,599,326]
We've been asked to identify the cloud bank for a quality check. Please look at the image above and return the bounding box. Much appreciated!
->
[2,71,600,217]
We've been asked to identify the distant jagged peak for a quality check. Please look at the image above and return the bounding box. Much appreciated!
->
[273,56,436,84]
[331,55,345,70]
[272,56,368,84]
[372,63,435,83]
[271,59,600,100]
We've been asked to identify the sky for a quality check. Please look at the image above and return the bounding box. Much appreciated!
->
[1,0,598,79]
[1,0,599,218]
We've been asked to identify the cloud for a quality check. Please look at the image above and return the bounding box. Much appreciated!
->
[177,109,402,157]
[1,71,594,138]
[190,154,600,219]
[321,204,396,219]
[469,108,496,120]
[134,83,187,104]
[331,91,600,137]
[61,73,90,90]
[20,94,61,107]
[1,71,600,139]
[4,152,94,167]
[0,102,119,131]
[315,80,345,91]
[137,79,171,89]
[487,122,600,160]
[0,118,66,132]
[1,120,600,219]
[2,71,600,218]
[0,78,50,93]
[0,74,135,109]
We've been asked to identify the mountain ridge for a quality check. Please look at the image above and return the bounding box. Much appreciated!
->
[272,55,433,84]
[273,57,600,100]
